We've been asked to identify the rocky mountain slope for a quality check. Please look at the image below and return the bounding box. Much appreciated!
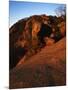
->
[9,14,66,69]
[9,14,66,88]
[10,37,66,88]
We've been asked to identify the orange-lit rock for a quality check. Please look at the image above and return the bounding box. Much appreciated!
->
[9,14,66,70]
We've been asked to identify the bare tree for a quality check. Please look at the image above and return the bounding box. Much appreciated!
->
[55,6,66,19]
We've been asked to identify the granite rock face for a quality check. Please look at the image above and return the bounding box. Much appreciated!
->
[9,15,66,69]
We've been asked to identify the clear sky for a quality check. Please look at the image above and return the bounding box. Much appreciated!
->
[9,1,66,27]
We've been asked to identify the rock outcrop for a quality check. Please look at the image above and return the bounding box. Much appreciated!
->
[9,14,66,70]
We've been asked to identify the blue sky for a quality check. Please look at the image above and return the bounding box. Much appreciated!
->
[9,1,66,27]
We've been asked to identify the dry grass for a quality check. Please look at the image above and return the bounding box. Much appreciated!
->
[9,37,66,89]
